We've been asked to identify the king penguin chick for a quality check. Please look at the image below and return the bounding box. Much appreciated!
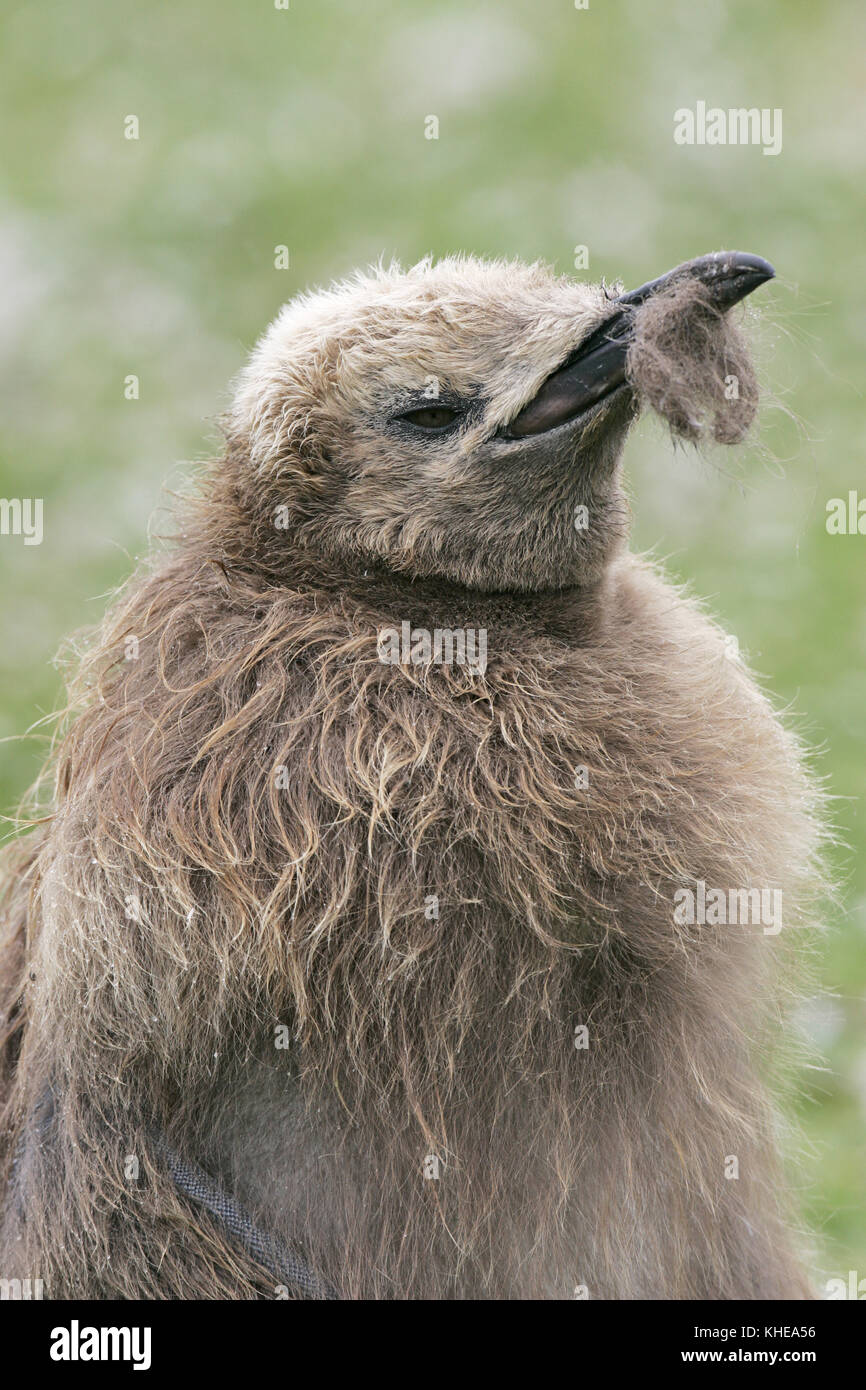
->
[0,253,826,1300]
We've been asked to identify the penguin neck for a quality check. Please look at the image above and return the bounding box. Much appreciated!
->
[200,465,620,645]
[357,565,615,646]
[264,547,617,647]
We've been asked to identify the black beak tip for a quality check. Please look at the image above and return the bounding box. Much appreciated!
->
[684,250,775,311]
[713,250,775,293]
[730,251,775,282]
[618,250,776,314]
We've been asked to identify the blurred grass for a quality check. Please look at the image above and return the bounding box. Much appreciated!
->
[1,0,864,1285]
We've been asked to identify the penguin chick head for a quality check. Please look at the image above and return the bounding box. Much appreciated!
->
[226,252,771,593]
[226,256,635,592]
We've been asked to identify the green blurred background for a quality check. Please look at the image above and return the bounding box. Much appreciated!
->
[1,0,863,1289]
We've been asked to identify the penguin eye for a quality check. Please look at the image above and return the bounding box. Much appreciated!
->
[398,405,460,431]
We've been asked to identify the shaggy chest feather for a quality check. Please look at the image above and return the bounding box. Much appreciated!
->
[3,547,818,1298]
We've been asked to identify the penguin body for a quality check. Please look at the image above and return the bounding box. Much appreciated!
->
[0,256,823,1298]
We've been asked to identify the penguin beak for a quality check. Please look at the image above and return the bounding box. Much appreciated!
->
[503,251,775,440]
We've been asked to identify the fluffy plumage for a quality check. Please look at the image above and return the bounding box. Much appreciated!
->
[0,255,826,1299]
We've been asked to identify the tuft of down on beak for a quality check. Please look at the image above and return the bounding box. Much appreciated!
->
[504,251,774,439]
